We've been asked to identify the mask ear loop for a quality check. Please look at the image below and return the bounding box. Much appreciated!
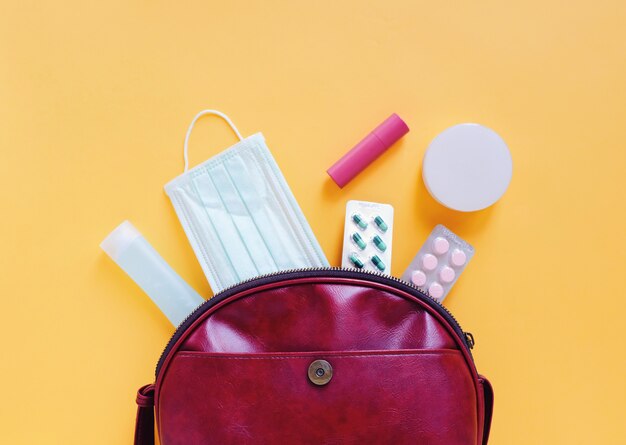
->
[183,109,244,172]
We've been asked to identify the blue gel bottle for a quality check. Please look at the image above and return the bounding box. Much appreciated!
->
[101,220,204,326]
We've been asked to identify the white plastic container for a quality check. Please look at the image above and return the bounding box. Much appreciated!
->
[101,221,204,326]
[422,124,512,212]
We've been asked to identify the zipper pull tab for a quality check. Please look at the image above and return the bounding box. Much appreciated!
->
[464,332,475,349]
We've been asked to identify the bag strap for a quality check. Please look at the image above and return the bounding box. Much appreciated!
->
[479,375,494,444]
[134,384,155,445]
[133,377,494,444]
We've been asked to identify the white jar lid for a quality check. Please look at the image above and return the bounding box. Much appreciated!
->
[423,124,512,212]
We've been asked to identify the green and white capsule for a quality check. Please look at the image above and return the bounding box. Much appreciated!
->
[351,213,368,229]
[351,232,367,250]
[372,235,387,252]
[374,215,388,232]
[371,254,386,271]
[349,253,365,269]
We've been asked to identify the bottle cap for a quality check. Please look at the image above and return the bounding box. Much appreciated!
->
[100,220,142,262]
[327,114,409,187]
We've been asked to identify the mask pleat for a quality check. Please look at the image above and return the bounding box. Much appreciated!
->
[167,184,237,291]
[190,171,259,281]
[249,144,320,268]
[207,158,279,276]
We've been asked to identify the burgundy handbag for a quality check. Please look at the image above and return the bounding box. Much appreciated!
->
[134,269,494,444]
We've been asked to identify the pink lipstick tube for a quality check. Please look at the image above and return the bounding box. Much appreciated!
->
[327,114,409,188]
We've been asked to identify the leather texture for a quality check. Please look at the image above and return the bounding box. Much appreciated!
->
[135,273,494,444]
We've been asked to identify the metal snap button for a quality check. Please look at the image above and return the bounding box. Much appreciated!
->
[308,359,333,386]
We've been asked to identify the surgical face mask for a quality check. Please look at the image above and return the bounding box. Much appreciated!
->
[164,110,329,293]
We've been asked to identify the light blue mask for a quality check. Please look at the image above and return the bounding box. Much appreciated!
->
[164,110,328,293]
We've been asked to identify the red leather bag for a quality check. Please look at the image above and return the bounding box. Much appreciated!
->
[134,269,494,444]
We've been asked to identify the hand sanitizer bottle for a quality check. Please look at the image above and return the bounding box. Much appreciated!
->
[101,220,204,326]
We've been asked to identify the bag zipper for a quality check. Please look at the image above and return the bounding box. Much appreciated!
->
[155,267,475,377]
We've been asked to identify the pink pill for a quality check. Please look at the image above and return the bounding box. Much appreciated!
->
[450,249,467,267]
[439,266,456,283]
[411,270,427,286]
[422,254,438,271]
[432,237,449,255]
[429,282,444,300]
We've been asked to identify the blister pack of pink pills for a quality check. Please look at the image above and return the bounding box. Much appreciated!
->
[401,224,474,302]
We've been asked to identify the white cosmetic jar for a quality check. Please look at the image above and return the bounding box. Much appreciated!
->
[423,124,512,212]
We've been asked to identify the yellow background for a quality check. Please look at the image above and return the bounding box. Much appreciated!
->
[1,1,625,443]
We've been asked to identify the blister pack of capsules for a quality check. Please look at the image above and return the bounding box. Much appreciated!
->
[401,224,474,302]
[341,200,394,274]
